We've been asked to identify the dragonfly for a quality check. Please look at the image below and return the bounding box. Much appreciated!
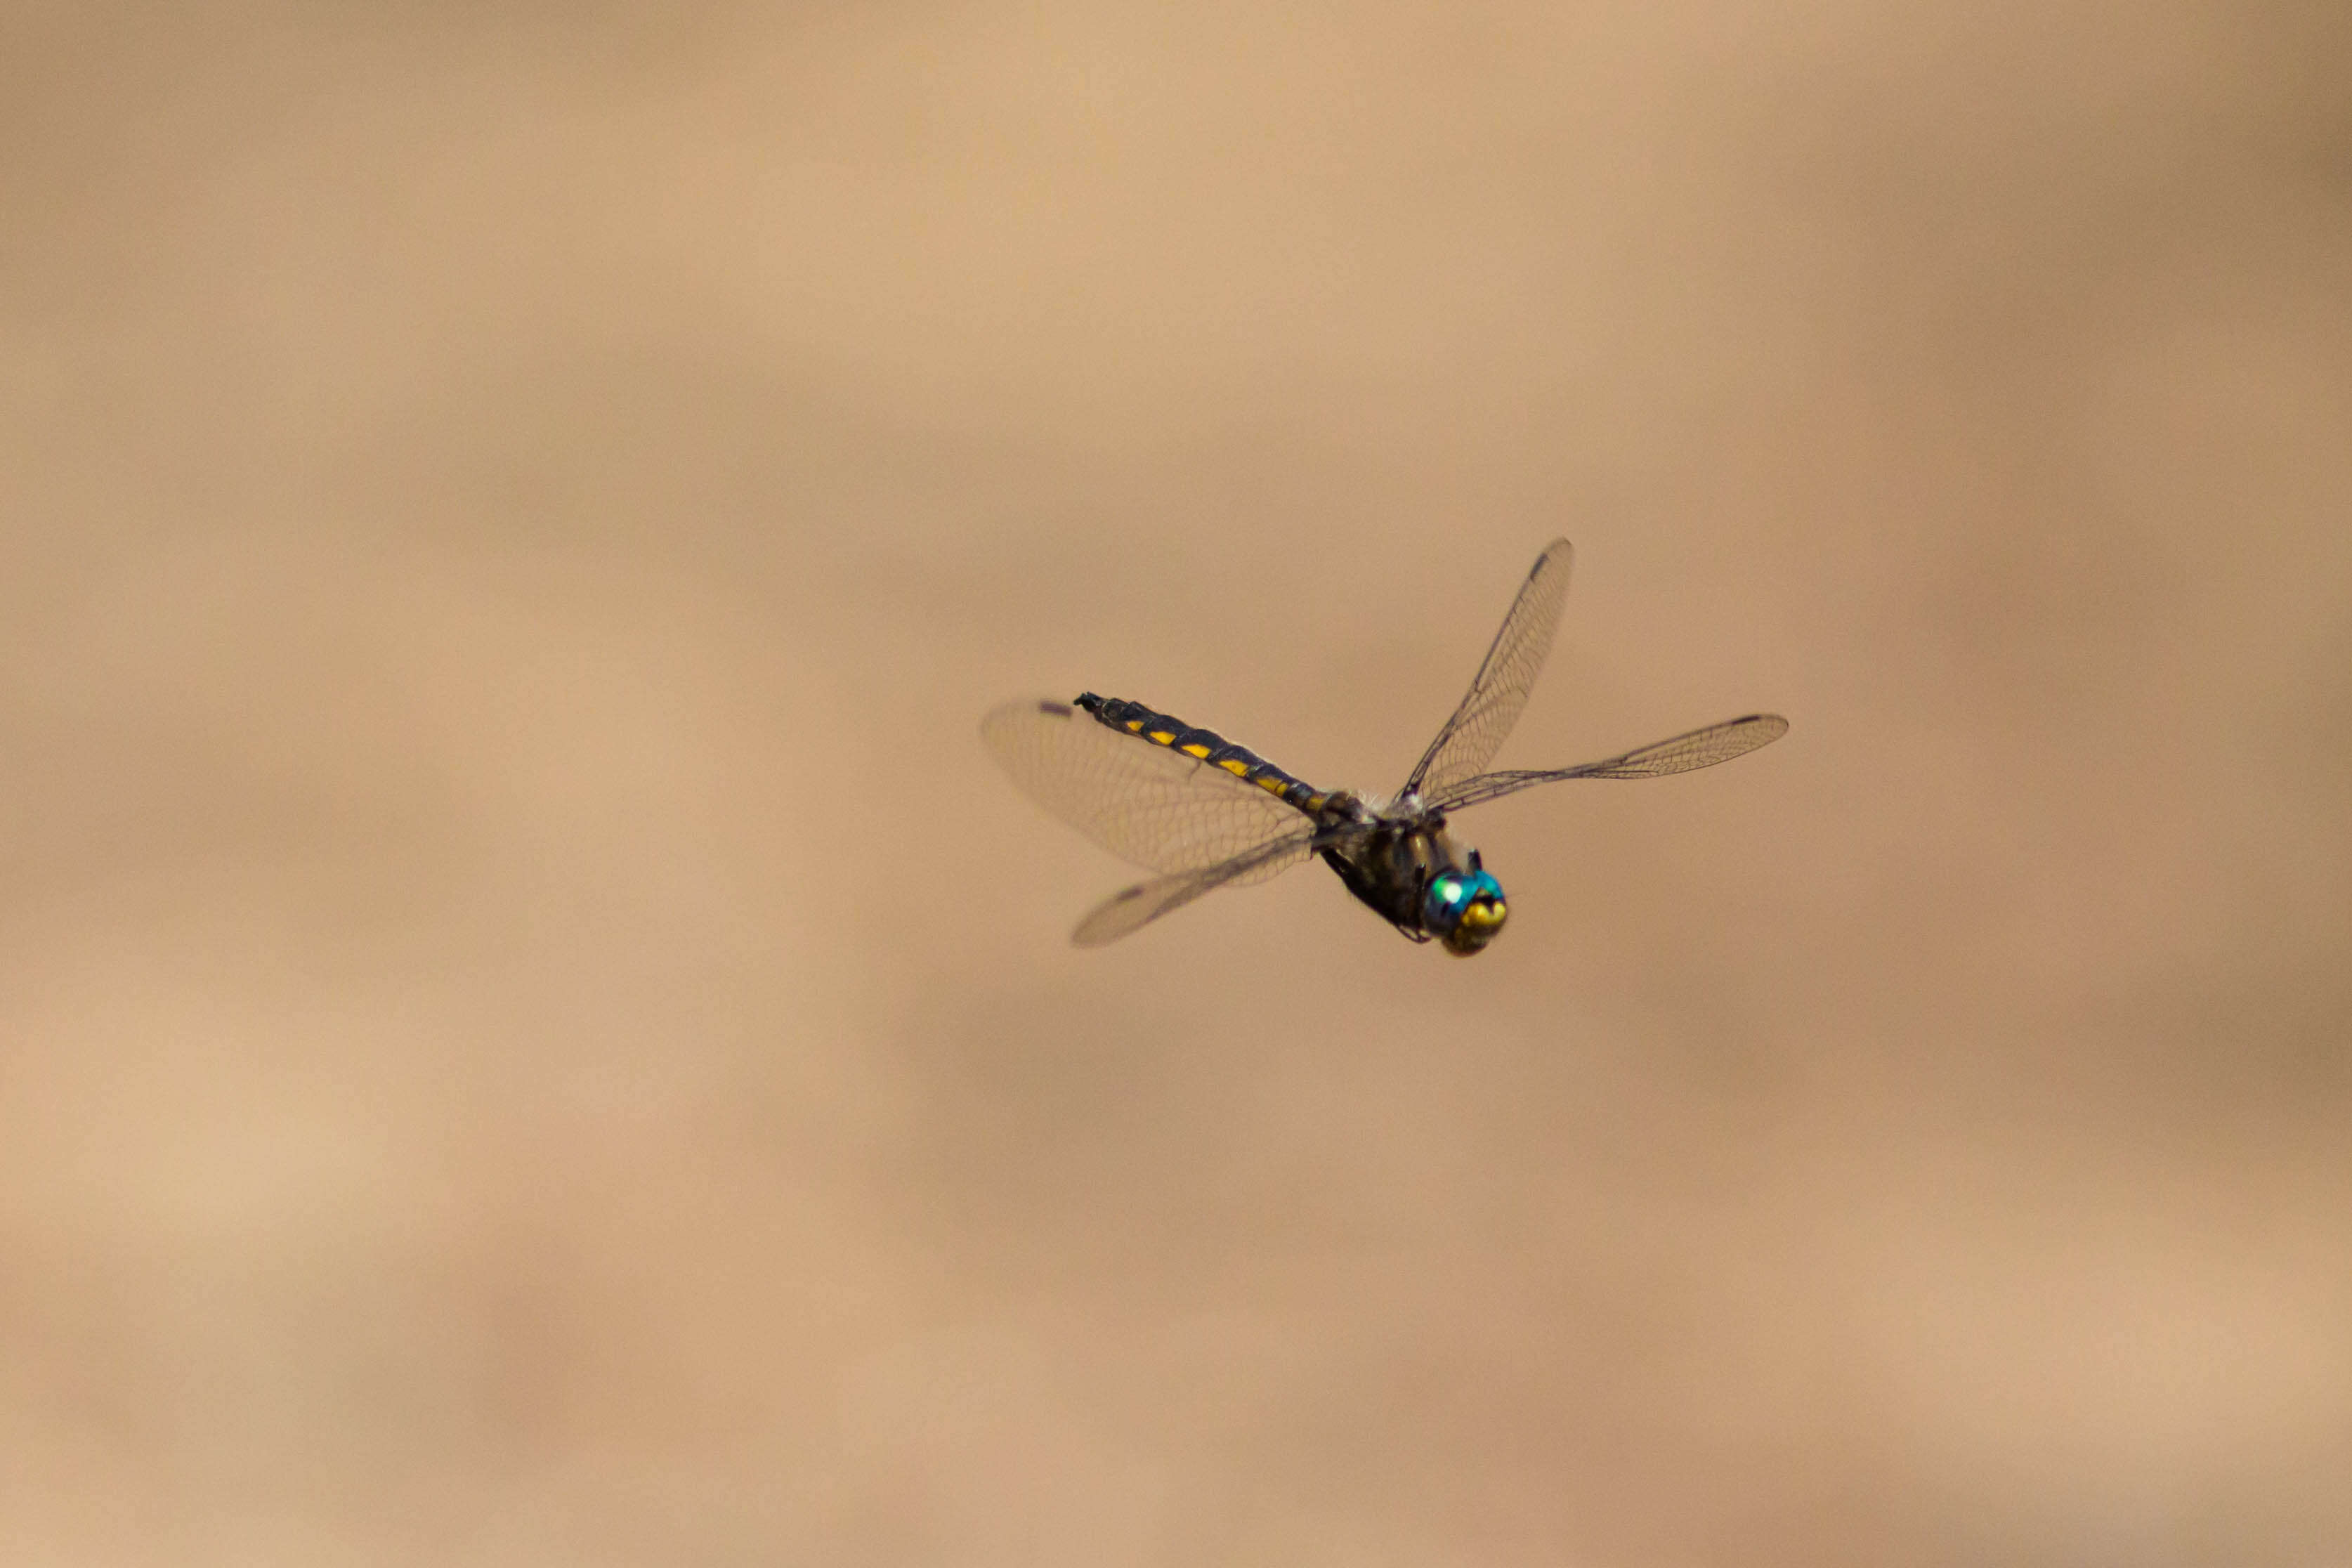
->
[981,539,1787,953]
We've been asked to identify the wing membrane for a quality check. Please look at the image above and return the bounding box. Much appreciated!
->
[1402,537,1575,799]
[981,698,1312,875]
[1426,714,1789,814]
[1071,825,1324,947]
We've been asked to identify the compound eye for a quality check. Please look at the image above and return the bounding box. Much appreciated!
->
[1432,876,1466,908]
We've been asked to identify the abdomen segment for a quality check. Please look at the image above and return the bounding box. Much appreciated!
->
[1076,693,1328,814]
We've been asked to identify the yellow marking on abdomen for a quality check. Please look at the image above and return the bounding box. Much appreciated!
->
[1256,775,1287,793]
[1219,757,1250,775]
[1180,743,1213,758]
[1147,731,1176,745]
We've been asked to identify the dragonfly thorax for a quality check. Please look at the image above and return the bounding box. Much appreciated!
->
[1362,790,1432,822]
[1312,788,1438,832]
[1312,809,1510,956]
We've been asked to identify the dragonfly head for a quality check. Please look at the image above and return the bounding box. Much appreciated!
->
[1425,859,1508,955]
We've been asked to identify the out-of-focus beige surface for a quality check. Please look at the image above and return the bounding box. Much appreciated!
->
[4,3,2347,1563]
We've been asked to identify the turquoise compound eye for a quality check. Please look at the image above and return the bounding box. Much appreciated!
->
[1433,877,1465,906]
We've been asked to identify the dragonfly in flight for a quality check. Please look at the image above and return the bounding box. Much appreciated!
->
[982,539,1786,953]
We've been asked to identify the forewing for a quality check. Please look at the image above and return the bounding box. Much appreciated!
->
[1070,825,1320,947]
[1427,713,1789,813]
[1402,537,1575,799]
[981,698,1311,875]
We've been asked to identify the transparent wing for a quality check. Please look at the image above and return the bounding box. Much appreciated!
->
[981,698,1313,875]
[1402,537,1575,799]
[1071,825,1324,947]
[1425,714,1789,814]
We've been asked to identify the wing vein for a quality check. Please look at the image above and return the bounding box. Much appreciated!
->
[981,697,1315,875]
[1402,538,1575,798]
[1427,714,1790,812]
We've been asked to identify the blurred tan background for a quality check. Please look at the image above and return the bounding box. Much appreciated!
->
[3,1,2348,1563]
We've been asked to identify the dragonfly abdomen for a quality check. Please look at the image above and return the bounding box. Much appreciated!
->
[1075,693,1328,813]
